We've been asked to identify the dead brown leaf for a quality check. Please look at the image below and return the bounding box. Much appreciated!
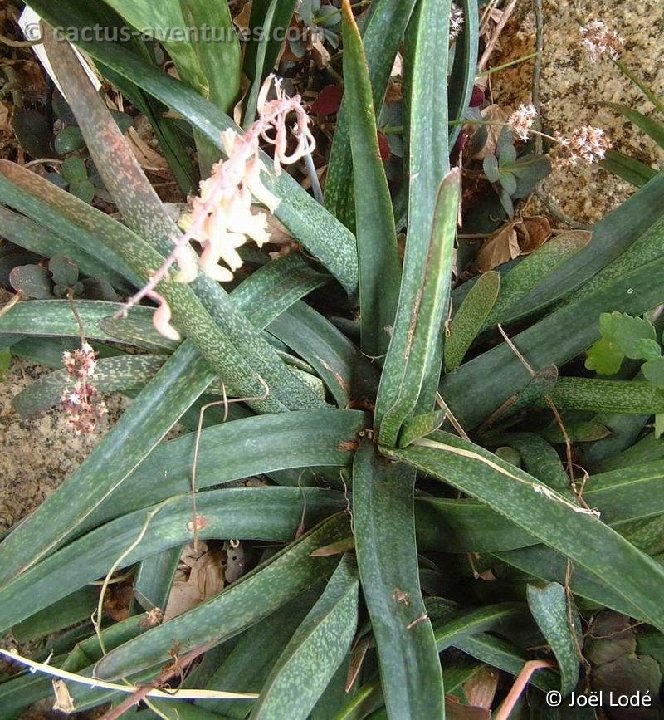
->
[475,222,520,272]
[127,127,169,172]
[163,542,225,621]
[470,104,509,160]
[475,216,553,272]
[52,679,75,714]
[464,666,499,709]
[310,35,331,68]
[233,2,252,32]
[516,216,552,253]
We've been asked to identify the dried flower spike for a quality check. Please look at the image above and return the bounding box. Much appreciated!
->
[118,75,315,341]
[554,126,611,165]
[61,342,107,435]
[508,103,537,141]
[580,20,624,62]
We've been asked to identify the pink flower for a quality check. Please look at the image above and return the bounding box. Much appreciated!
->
[508,104,537,141]
[554,126,611,165]
[580,20,624,62]
[117,75,316,341]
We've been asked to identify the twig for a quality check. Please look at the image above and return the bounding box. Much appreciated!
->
[531,0,544,154]
[0,648,257,702]
[497,324,575,481]
[494,659,555,720]
[535,191,592,230]
[0,33,42,48]
[190,377,270,549]
[0,292,21,319]
[478,0,520,72]
[92,504,165,654]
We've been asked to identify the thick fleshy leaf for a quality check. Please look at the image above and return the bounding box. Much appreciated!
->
[325,0,418,229]
[0,487,346,631]
[341,0,401,357]
[33,21,359,294]
[250,555,360,720]
[94,514,350,680]
[353,440,444,718]
[526,582,580,696]
[81,408,366,532]
[540,377,664,414]
[445,271,500,372]
[386,433,664,631]
[0,342,213,588]
[376,169,460,445]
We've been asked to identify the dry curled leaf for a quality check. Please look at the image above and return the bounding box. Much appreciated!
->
[475,222,520,272]
[163,542,225,621]
[475,216,553,271]
[52,679,75,714]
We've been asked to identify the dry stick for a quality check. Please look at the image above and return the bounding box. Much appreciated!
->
[0,291,21,319]
[0,648,256,702]
[478,0,520,72]
[92,504,165,655]
[190,377,270,550]
[531,0,544,155]
[496,324,575,483]
[97,640,248,720]
[564,559,590,679]
[494,659,555,720]
[66,289,86,346]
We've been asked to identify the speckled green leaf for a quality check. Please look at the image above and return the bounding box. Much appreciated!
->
[441,245,664,428]
[433,602,523,651]
[447,0,479,146]
[0,342,213,588]
[526,582,580,696]
[325,0,418,229]
[376,169,460,446]
[42,28,359,294]
[0,488,346,631]
[353,440,444,718]
[601,149,658,188]
[0,205,128,290]
[480,231,591,329]
[341,0,400,357]
[250,555,359,720]
[81,408,366,532]
[13,355,166,417]
[196,592,317,717]
[445,271,499,372]
[452,634,559,692]
[540,377,664,414]
[94,514,350,680]
[268,302,379,408]
[387,432,664,632]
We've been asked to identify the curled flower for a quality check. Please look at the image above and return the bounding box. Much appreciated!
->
[117,75,316,341]
[580,20,624,62]
[554,126,611,165]
[508,103,537,141]
[150,291,181,341]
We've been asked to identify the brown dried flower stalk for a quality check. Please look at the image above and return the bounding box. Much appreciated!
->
[60,342,107,435]
[119,75,315,340]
